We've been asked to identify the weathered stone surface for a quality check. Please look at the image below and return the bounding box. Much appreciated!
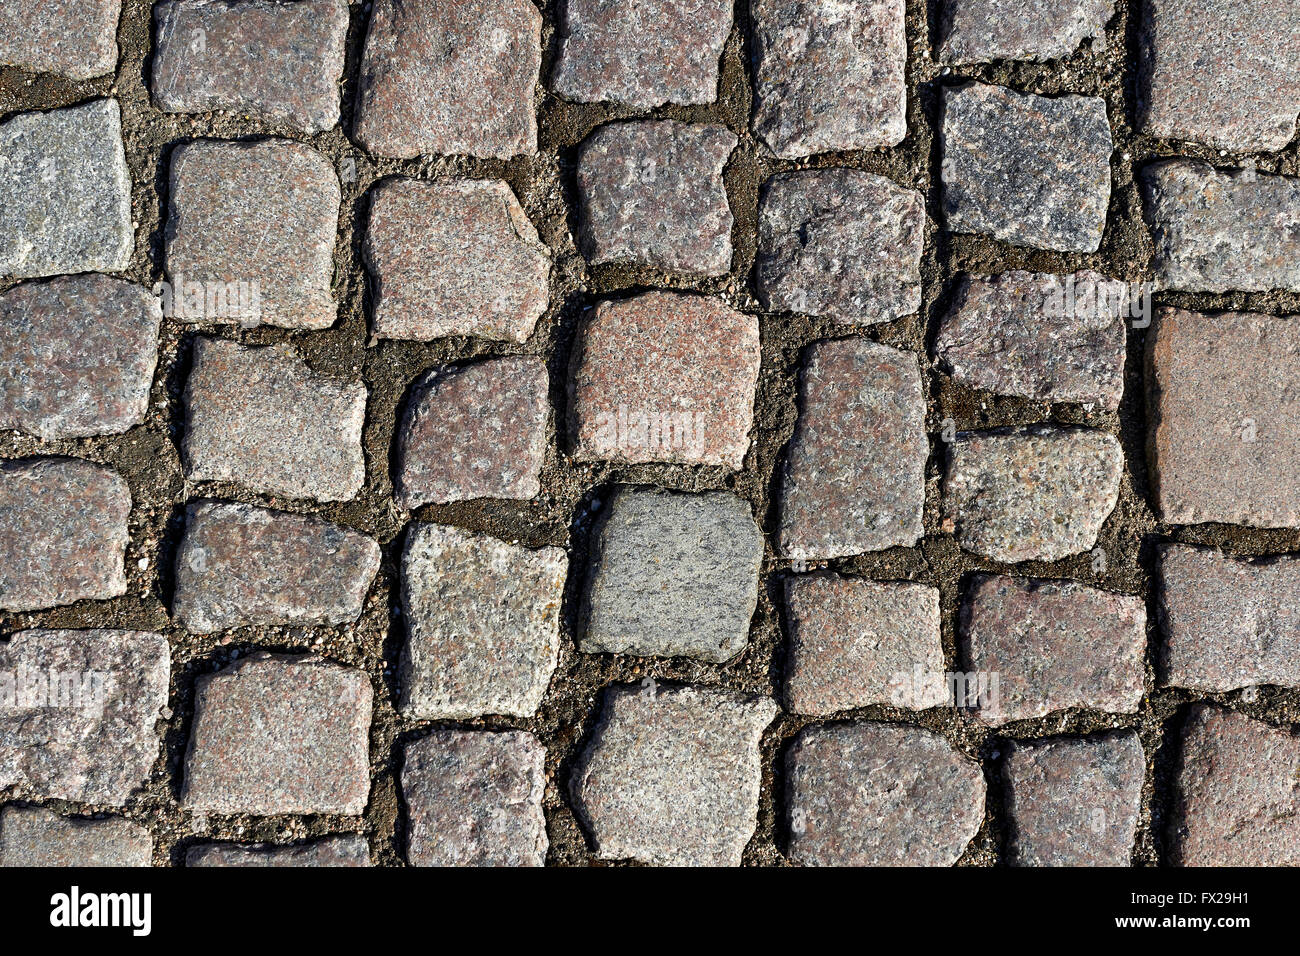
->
[0,457,130,613]
[961,574,1146,725]
[756,169,924,325]
[0,808,151,867]
[570,292,760,469]
[943,426,1122,562]
[1143,161,1300,294]
[941,83,1112,253]
[938,0,1113,63]
[1158,545,1300,693]
[572,684,777,866]
[934,271,1128,409]
[786,722,985,866]
[182,337,367,503]
[1139,0,1300,152]
[580,488,762,663]
[1147,308,1300,527]
[354,0,541,159]
[750,0,906,158]
[152,0,349,134]
[182,653,372,816]
[0,275,161,440]
[784,574,944,715]
[165,138,339,329]
[576,120,736,276]
[552,0,732,108]
[173,500,380,634]
[778,339,927,559]
[365,177,550,343]
[396,357,549,508]
[0,0,121,79]
[0,630,169,806]
[403,730,547,867]
[1173,706,1300,866]
[186,836,370,867]
[1004,732,1144,867]
[401,524,566,719]
[0,99,132,278]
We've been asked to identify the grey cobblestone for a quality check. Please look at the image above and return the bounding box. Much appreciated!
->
[0,0,122,80]
[186,836,370,867]
[0,807,152,867]
[938,0,1113,64]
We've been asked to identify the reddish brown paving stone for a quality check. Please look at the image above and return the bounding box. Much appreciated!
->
[0,630,169,806]
[403,730,547,867]
[182,337,367,503]
[1158,545,1300,693]
[0,274,162,440]
[1139,0,1300,153]
[938,0,1113,64]
[576,120,736,276]
[1173,706,1300,866]
[1146,308,1300,528]
[396,357,549,508]
[185,836,370,867]
[172,500,381,635]
[777,338,927,560]
[0,0,121,80]
[182,653,372,816]
[164,138,339,330]
[364,177,551,343]
[353,0,541,160]
[0,808,152,867]
[785,722,985,866]
[783,574,944,715]
[1004,732,1145,867]
[0,457,130,613]
[570,292,760,469]
[961,574,1147,725]
[552,0,732,108]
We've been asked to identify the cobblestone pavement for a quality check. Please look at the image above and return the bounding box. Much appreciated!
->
[1,0,1298,868]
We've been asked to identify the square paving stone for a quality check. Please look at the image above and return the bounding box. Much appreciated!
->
[778,339,927,560]
[403,730,547,867]
[1003,732,1144,867]
[182,653,372,816]
[396,357,549,509]
[182,337,367,503]
[1158,545,1300,693]
[934,271,1128,410]
[1173,706,1300,866]
[0,0,122,79]
[186,836,370,867]
[942,425,1122,562]
[571,684,777,866]
[0,629,169,806]
[784,574,944,715]
[941,82,1112,253]
[0,275,162,440]
[938,0,1113,64]
[756,169,924,325]
[1139,0,1300,152]
[576,120,736,276]
[0,99,132,279]
[785,722,985,866]
[1143,161,1300,294]
[580,488,763,663]
[172,500,381,634]
[961,574,1147,725]
[0,808,151,867]
[570,292,760,470]
[164,138,339,329]
[364,177,551,343]
[152,0,350,135]
[552,0,732,108]
[750,0,906,158]
[353,0,541,159]
[1146,308,1300,528]
[400,523,567,719]
[0,457,130,613]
